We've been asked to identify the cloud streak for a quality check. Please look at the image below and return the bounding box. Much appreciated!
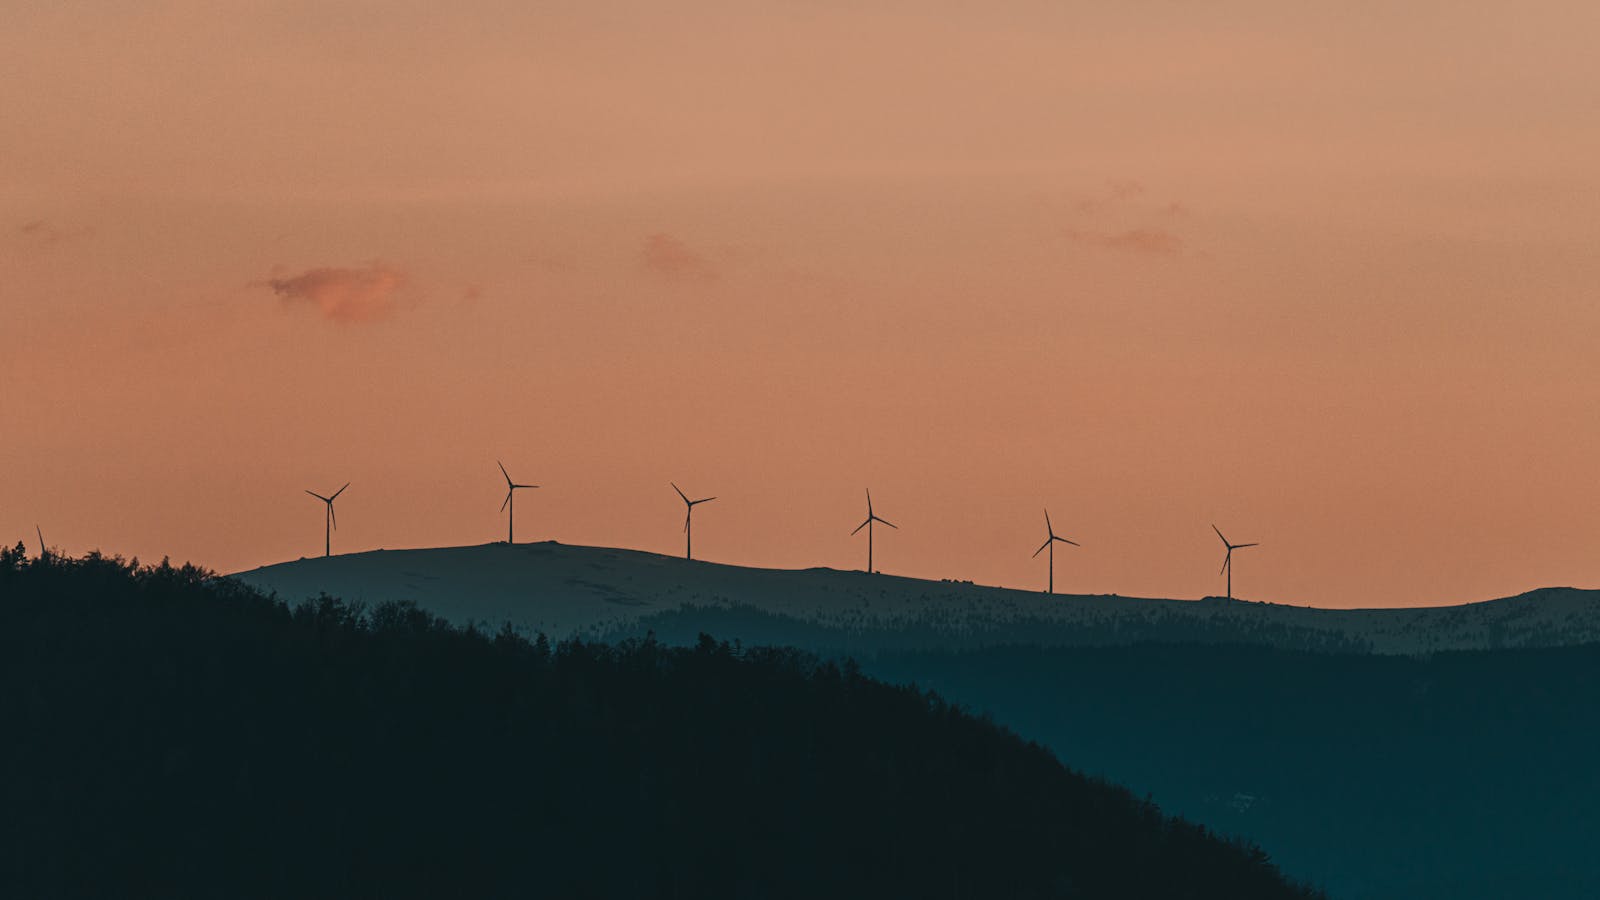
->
[18,219,92,245]
[641,233,718,283]
[1065,227,1183,255]
[265,263,407,323]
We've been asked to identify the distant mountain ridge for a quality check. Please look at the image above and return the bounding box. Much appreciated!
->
[231,542,1600,654]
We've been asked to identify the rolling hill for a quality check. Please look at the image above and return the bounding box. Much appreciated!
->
[2,546,1322,899]
[231,541,1600,898]
[232,541,1600,655]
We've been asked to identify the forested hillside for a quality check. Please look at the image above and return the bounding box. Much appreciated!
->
[0,546,1319,900]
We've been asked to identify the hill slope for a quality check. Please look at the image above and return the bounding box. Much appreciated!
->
[233,541,1600,654]
[230,542,1600,898]
[867,641,1600,900]
[1,547,1320,900]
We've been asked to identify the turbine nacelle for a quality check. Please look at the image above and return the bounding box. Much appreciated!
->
[852,489,897,574]
[305,482,350,529]
[672,482,717,510]
[1212,523,1259,570]
[852,488,897,535]
[1212,524,1260,599]
[1033,507,1079,595]
[672,482,716,559]
[498,460,539,511]
[1033,508,1080,558]
[305,482,349,557]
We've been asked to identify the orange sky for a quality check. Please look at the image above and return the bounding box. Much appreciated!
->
[4,2,1599,607]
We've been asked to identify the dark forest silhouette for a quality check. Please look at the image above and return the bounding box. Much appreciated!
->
[862,642,1600,900]
[0,545,1320,899]
[602,602,1600,898]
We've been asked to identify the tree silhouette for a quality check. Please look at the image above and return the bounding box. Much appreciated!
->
[0,547,1322,900]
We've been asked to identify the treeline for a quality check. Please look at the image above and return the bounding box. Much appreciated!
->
[590,601,1372,655]
[0,546,1319,899]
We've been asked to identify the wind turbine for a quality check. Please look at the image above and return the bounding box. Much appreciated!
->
[850,489,897,574]
[304,483,349,558]
[35,525,47,561]
[498,461,538,545]
[1032,509,1079,595]
[1212,524,1258,601]
[671,482,716,560]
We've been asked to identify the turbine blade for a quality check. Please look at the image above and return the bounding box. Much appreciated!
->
[500,490,512,513]
[672,482,689,504]
[1236,542,1260,549]
[696,496,717,505]
[1220,552,1231,576]
[1044,508,1053,536]
[329,505,337,530]
[498,460,512,487]
[876,516,898,530]
[851,518,870,536]
[330,482,349,500]
[683,511,691,533]
[1056,537,1080,547]
[515,484,539,489]
[1033,539,1050,558]
[866,488,873,516]
[1212,523,1228,546]
[306,490,329,502]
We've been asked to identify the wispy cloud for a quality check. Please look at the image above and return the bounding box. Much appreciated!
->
[641,233,718,283]
[18,219,92,245]
[263,263,407,323]
[1107,179,1144,201]
[1074,179,1146,214]
[1066,227,1184,255]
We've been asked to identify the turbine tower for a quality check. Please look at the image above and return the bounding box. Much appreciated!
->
[498,461,538,545]
[1212,524,1259,601]
[304,483,349,558]
[850,489,897,574]
[671,482,716,560]
[1032,509,1079,595]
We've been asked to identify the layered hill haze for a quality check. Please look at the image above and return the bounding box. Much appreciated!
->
[232,541,1600,655]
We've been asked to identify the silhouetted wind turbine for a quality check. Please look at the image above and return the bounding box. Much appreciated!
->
[305,483,349,558]
[1032,509,1079,595]
[35,525,46,560]
[850,489,897,574]
[498,461,538,545]
[1213,524,1259,601]
[671,482,716,560]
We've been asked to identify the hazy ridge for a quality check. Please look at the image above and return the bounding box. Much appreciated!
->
[233,542,1600,655]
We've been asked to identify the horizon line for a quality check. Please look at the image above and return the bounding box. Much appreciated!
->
[211,538,1593,614]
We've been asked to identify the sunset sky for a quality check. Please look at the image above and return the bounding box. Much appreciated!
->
[4,2,1598,607]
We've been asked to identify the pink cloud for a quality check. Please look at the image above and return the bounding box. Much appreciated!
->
[1107,179,1145,201]
[641,233,718,283]
[18,219,92,245]
[1066,227,1183,255]
[265,263,407,324]
[1073,179,1146,214]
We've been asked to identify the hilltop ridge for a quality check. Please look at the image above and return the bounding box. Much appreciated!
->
[232,542,1600,655]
